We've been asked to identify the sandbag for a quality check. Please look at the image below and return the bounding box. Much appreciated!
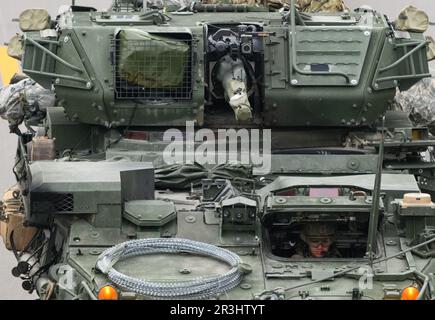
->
[118,29,189,88]
[395,5,429,33]
[7,35,24,61]
[19,9,51,32]
[427,36,435,62]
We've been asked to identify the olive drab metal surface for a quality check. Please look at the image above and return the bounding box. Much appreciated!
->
[0,0,434,300]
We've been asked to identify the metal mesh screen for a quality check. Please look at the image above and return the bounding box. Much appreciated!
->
[113,37,193,100]
[52,194,74,213]
[32,193,74,214]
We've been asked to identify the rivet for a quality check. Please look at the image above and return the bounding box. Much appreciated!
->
[90,232,100,239]
[185,216,197,224]
[179,269,191,275]
[241,283,252,290]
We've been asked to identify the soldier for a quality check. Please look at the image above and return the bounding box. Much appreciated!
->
[292,222,342,258]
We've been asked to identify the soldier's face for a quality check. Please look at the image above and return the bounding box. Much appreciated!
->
[307,238,332,258]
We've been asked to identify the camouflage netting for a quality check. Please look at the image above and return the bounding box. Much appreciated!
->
[394,77,435,135]
[0,78,55,134]
[200,0,348,12]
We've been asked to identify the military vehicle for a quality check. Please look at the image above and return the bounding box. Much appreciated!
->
[0,0,434,300]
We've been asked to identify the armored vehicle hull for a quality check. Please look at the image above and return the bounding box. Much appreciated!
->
[0,0,434,300]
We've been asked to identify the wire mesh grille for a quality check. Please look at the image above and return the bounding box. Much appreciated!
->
[113,37,193,100]
[52,194,74,213]
[32,193,74,213]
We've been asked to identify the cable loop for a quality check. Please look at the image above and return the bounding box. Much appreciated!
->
[96,238,244,300]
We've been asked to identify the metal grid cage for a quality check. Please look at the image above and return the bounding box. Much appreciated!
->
[113,36,193,100]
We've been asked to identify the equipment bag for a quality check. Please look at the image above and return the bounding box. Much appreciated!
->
[0,187,38,252]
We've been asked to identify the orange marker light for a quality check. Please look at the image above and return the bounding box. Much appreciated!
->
[401,286,420,300]
[98,285,119,300]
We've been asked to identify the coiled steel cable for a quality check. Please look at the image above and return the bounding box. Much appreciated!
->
[96,238,245,300]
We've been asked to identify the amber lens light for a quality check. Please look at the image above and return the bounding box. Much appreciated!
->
[411,129,425,141]
[98,285,119,300]
[401,286,420,300]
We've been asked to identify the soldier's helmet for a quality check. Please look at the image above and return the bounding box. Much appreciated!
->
[300,222,336,243]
